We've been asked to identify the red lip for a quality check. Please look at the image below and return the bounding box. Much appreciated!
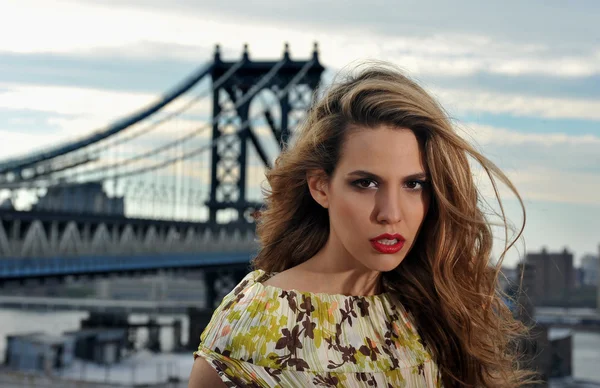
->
[369,233,406,254]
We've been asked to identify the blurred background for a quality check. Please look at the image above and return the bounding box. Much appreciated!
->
[0,0,598,387]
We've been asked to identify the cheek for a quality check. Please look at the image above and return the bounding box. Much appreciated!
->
[330,200,351,229]
[331,194,372,231]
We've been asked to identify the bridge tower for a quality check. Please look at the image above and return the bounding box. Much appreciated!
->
[206,44,324,225]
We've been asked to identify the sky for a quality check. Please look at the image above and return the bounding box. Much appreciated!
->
[0,0,598,266]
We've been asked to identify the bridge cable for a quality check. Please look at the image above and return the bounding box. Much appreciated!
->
[4,60,246,186]
[81,59,316,181]
[0,62,216,174]
[0,59,312,188]
[88,59,245,156]
[61,59,288,180]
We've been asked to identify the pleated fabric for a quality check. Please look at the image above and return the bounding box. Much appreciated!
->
[194,270,442,387]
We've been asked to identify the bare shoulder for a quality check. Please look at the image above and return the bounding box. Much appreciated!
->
[261,268,298,289]
[188,356,226,388]
[261,266,312,291]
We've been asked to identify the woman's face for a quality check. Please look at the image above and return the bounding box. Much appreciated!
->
[311,125,431,273]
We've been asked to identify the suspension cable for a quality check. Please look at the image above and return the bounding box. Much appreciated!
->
[89,59,246,155]
[1,59,314,189]
[81,59,315,181]
[65,59,287,179]
[0,62,216,173]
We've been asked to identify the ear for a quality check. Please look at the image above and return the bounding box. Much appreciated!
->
[306,170,330,209]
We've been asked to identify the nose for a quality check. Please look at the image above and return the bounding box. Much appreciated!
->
[374,187,403,224]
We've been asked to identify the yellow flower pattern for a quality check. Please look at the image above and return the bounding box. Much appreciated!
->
[194,270,443,387]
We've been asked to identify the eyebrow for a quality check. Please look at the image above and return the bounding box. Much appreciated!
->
[346,170,428,181]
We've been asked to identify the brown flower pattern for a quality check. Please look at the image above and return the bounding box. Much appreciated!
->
[194,270,442,387]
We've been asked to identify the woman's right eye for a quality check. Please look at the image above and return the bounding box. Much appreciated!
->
[353,179,378,189]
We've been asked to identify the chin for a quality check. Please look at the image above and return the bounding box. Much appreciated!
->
[364,254,405,273]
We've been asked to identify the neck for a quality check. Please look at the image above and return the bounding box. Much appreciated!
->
[297,236,384,296]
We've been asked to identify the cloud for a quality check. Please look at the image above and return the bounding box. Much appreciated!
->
[0,108,74,134]
[0,129,65,162]
[462,123,600,147]
[0,84,153,159]
[0,50,205,93]
[370,36,600,78]
[460,123,600,205]
[424,73,600,100]
[475,163,600,206]
[0,83,157,122]
[67,0,600,51]
[0,1,227,56]
[507,168,600,205]
[432,87,600,121]
[3,0,599,80]
[0,82,216,160]
[3,0,600,132]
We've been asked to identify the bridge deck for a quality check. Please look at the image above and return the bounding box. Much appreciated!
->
[0,295,208,314]
[0,251,254,280]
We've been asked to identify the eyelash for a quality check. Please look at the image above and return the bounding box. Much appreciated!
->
[351,178,428,191]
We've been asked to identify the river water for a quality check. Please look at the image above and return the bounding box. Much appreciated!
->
[0,308,598,384]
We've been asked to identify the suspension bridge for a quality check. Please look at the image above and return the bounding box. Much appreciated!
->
[0,44,325,307]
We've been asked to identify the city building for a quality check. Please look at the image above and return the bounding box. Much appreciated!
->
[509,262,575,386]
[95,273,207,302]
[34,181,124,215]
[526,248,575,306]
[547,328,573,379]
[4,328,128,372]
[515,262,537,316]
[4,332,75,372]
[581,254,598,287]
[498,266,518,294]
[64,328,127,365]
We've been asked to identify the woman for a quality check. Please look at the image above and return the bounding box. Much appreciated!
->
[189,63,533,387]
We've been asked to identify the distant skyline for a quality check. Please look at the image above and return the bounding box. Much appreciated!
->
[0,0,598,266]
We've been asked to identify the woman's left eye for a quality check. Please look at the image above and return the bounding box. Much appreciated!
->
[405,180,428,190]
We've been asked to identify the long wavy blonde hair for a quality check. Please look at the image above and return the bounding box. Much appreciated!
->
[253,63,534,387]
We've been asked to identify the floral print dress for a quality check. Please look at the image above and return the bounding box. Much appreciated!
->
[194,270,442,387]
